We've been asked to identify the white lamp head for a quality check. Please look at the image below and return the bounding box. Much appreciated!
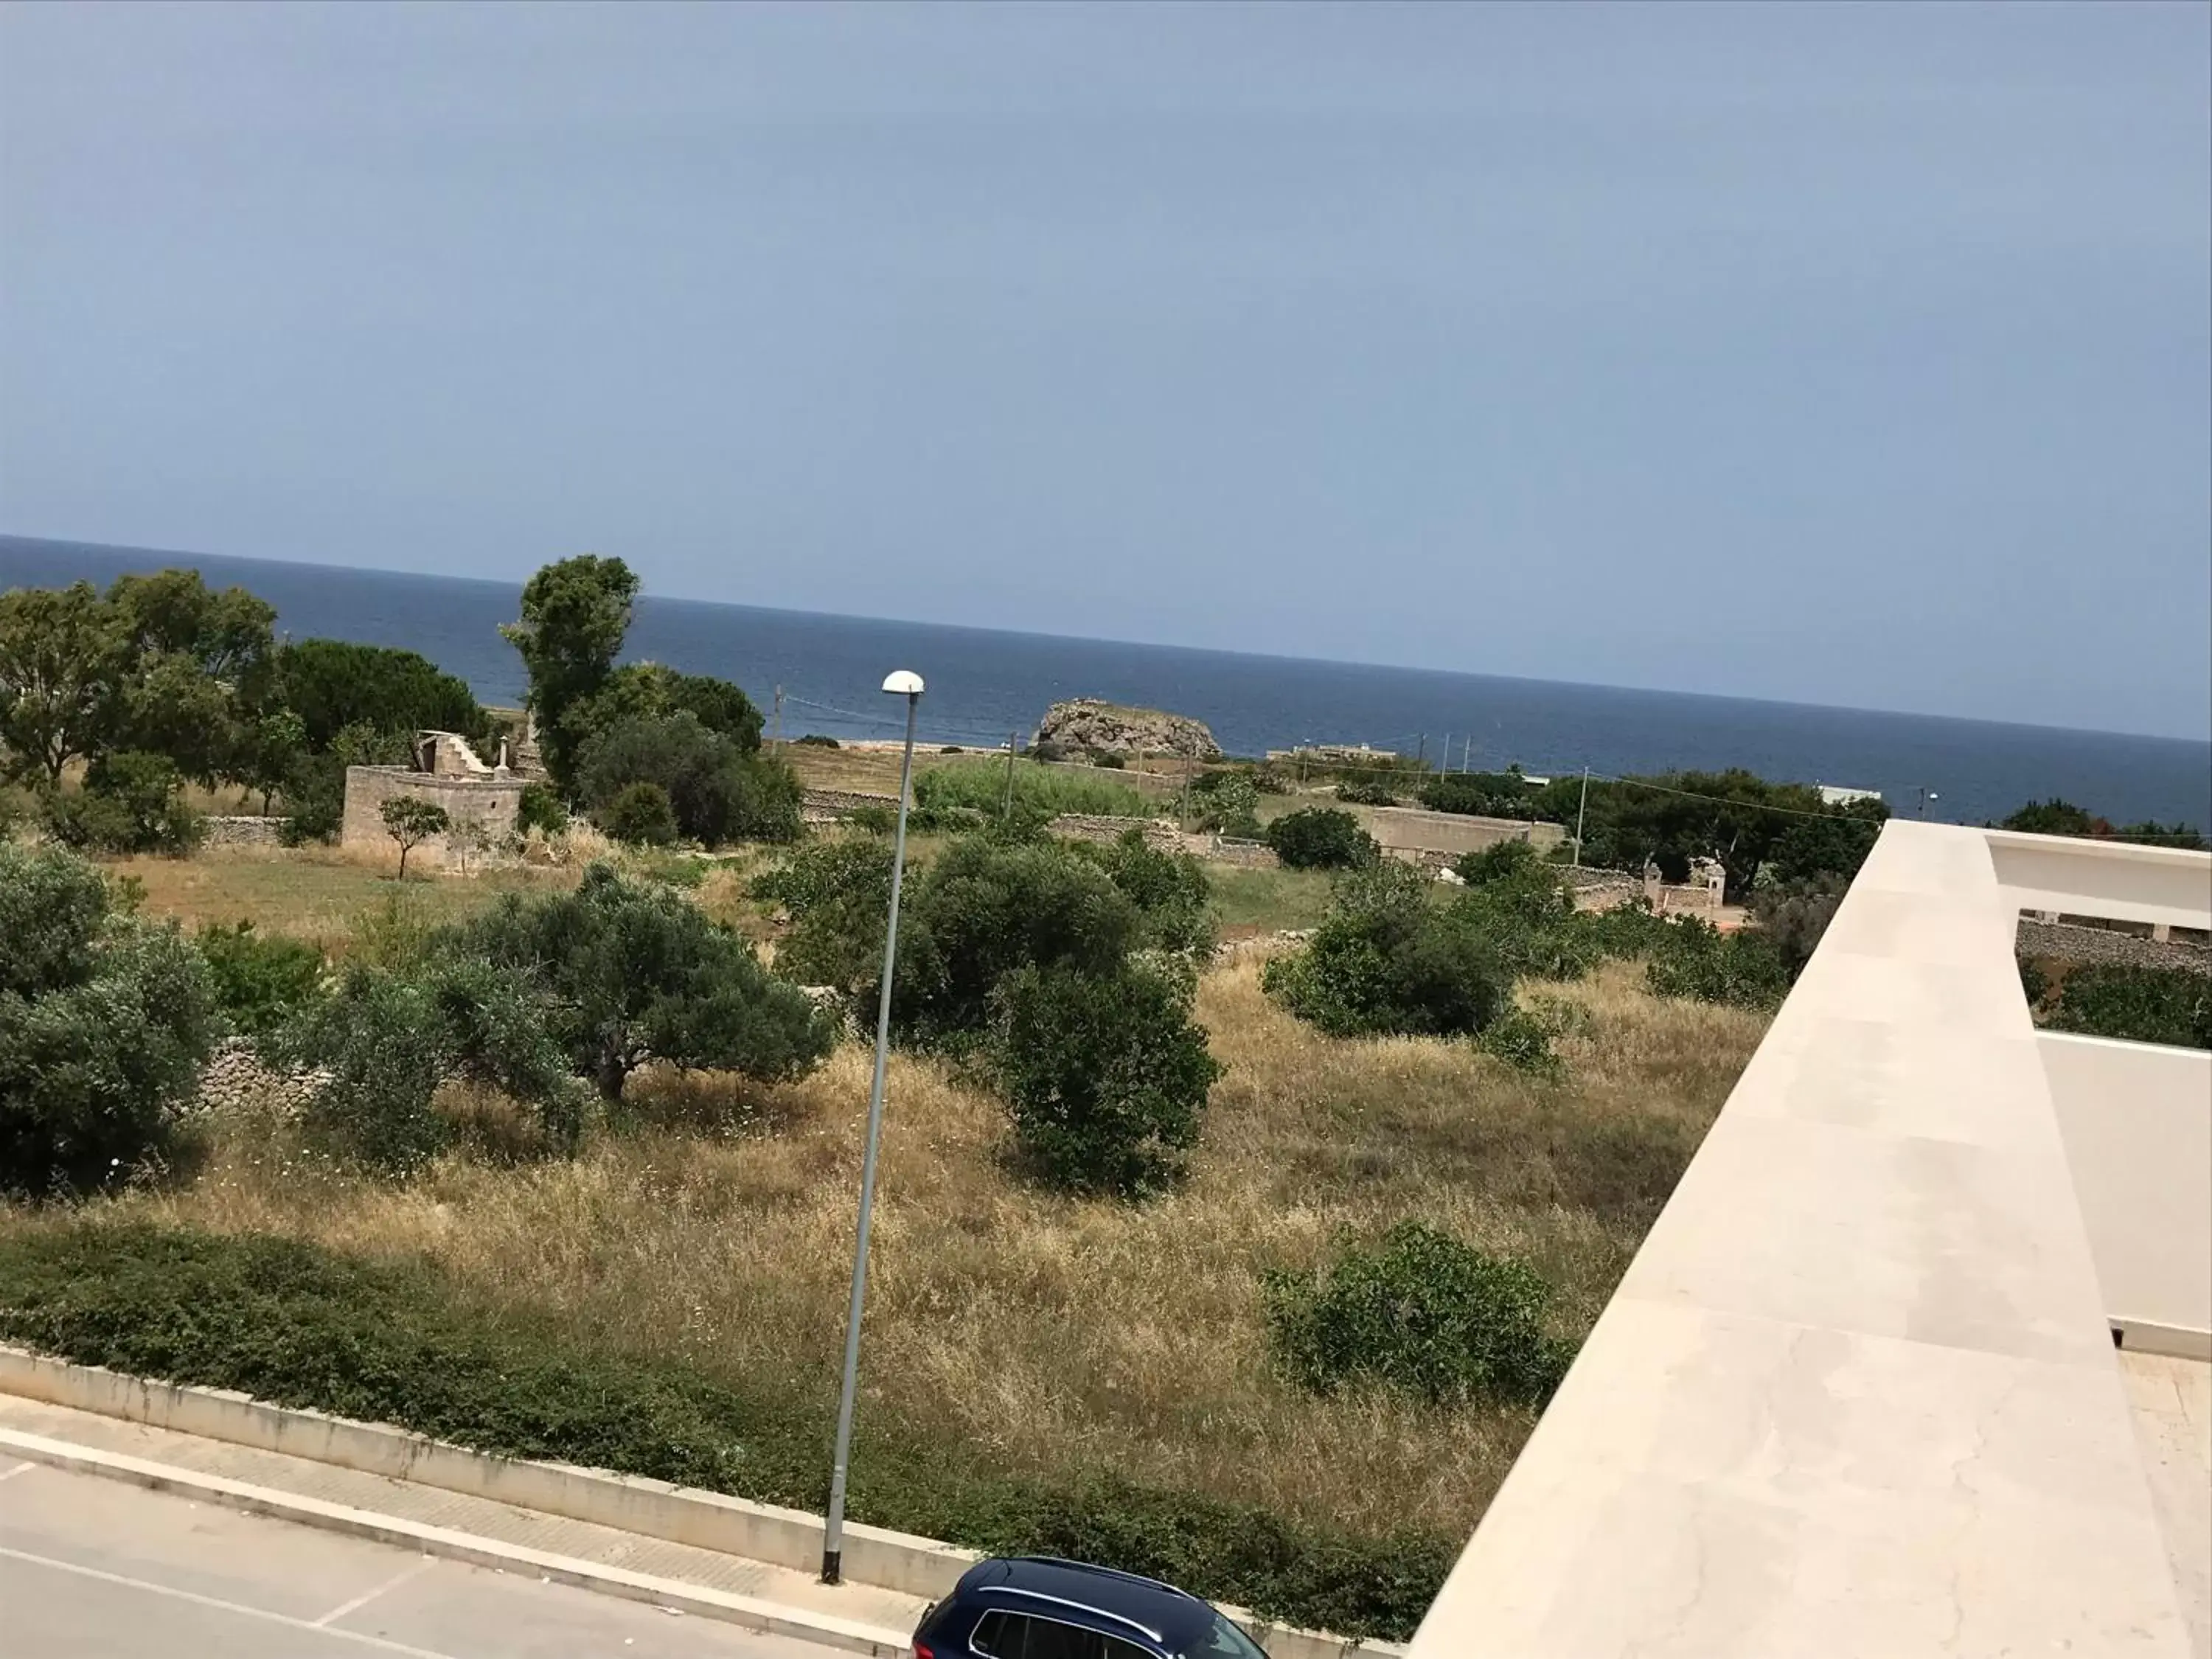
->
[880,669,925,697]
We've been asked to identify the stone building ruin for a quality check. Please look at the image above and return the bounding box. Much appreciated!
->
[340,731,526,869]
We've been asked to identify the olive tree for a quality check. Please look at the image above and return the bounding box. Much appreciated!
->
[451,863,832,1102]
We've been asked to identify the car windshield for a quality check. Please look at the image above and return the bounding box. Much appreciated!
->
[1184,1614,1268,1659]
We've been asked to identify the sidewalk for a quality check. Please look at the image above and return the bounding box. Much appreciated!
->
[0,1392,926,1655]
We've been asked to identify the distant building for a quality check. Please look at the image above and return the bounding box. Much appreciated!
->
[1817,783,1884,807]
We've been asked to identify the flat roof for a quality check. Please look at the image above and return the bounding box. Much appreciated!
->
[1408,822,2212,1658]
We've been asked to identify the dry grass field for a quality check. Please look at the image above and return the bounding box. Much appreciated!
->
[70,907,1764,1543]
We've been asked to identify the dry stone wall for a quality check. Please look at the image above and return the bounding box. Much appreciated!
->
[2017,918,2212,975]
[190,1039,327,1120]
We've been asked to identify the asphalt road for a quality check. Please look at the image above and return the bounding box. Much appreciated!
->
[0,1457,852,1659]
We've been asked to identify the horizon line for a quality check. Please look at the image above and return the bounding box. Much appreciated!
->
[3,529,2208,751]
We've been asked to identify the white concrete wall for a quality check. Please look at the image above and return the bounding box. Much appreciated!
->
[2042,1032,2212,1357]
[1405,822,2203,1658]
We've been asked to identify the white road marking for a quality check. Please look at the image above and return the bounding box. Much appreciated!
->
[313,1554,440,1627]
[0,1461,35,1481]
[0,1543,461,1658]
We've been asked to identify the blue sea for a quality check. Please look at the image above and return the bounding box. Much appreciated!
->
[5,534,2208,832]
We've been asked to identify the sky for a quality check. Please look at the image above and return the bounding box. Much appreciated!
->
[1,3,2207,740]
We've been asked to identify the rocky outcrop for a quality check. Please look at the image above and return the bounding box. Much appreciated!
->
[1033,699,1221,759]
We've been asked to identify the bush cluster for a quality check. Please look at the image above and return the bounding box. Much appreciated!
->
[1264,807,1377,871]
[577,712,800,846]
[0,1222,1450,1641]
[2044,963,2211,1050]
[1417,771,1545,821]
[1262,862,1512,1038]
[765,827,1223,1195]
[196,922,325,1041]
[1334,779,1398,807]
[0,845,218,1194]
[44,751,203,855]
[992,962,1223,1197]
[1641,917,1789,1009]
[1264,1222,1572,1408]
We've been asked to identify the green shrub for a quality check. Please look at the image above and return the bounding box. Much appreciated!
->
[1453,839,1538,886]
[1417,772,1545,821]
[1568,897,1675,961]
[1263,1222,1571,1407]
[992,961,1223,1197]
[1334,779,1397,807]
[44,751,203,855]
[794,733,840,748]
[2017,954,2053,1010]
[0,844,218,1194]
[890,837,1139,1048]
[0,1222,1449,1639]
[1644,919,1789,1009]
[517,782,568,837]
[916,758,1151,820]
[1265,808,1377,871]
[269,955,585,1173]
[1088,751,1126,770]
[1190,770,1262,838]
[452,863,832,1100]
[1262,862,1512,1038]
[196,922,324,1041]
[1475,1005,1564,1078]
[1072,829,1217,957]
[752,837,898,992]
[576,713,801,846]
[2046,964,2211,1049]
[600,780,678,846]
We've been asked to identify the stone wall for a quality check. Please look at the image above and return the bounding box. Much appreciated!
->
[799,787,897,824]
[2017,917,2212,975]
[341,766,525,869]
[201,815,290,849]
[191,1038,326,1120]
[1203,835,1280,869]
[1360,806,1568,860]
[1049,813,1181,849]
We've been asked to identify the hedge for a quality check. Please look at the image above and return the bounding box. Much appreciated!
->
[0,1222,1451,1640]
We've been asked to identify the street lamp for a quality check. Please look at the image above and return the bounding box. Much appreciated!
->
[821,669,924,1586]
[1917,786,1940,819]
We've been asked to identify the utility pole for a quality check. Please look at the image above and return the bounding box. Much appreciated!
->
[1463,735,1473,773]
[1573,766,1590,869]
[772,685,785,751]
[1002,732,1017,818]
[1416,734,1426,770]
[1441,733,1450,779]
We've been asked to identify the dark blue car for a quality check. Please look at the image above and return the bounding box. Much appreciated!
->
[911,1557,1271,1659]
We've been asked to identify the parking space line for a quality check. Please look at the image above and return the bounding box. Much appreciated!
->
[0,1461,34,1481]
[0,1544,459,1658]
[313,1554,439,1627]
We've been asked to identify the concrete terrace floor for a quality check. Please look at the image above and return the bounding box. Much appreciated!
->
[2123,1351,2212,1659]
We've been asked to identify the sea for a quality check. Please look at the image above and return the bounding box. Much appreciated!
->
[4,534,2208,832]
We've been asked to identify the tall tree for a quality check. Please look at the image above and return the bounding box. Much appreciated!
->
[500,556,639,787]
[102,571,277,785]
[0,582,123,784]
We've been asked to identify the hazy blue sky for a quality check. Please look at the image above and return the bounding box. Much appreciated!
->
[2,2,2207,738]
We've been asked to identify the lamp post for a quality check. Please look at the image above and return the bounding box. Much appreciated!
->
[821,669,924,1585]
[1917,785,1939,820]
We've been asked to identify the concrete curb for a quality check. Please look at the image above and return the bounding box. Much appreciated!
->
[0,1348,1403,1659]
[0,1427,913,1658]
